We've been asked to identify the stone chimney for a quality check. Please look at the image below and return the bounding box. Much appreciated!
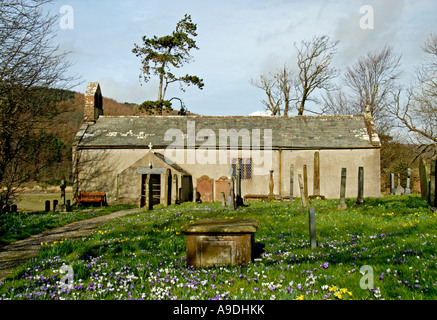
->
[84,82,103,123]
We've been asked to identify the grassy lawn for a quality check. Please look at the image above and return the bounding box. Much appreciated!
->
[0,204,136,245]
[0,195,436,300]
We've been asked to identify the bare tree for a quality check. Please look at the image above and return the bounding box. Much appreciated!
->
[390,33,437,155]
[250,64,295,116]
[323,46,402,134]
[294,35,339,115]
[250,74,281,116]
[0,0,78,211]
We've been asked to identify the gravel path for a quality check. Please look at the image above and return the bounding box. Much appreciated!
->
[0,207,143,280]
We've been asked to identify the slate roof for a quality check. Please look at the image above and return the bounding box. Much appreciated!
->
[74,114,381,149]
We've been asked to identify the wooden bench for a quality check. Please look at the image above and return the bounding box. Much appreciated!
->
[76,192,106,207]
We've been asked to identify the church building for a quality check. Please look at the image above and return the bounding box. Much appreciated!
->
[72,82,382,207]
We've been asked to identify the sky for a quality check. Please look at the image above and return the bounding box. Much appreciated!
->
[47,0,437,116]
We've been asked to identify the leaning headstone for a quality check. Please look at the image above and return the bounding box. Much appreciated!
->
[429,159,436,207]
[298,174,308,207]
[394,173,404,195]
[390,173,395,195]
[221,192,226,207]
[289,164,294,202]
[310,152,325,199]
[404,168,411,195]
[419,159,429,200]
[45,200,50,212]
[337,168,347,210]
[308,207,317,249]
[356,167,364,205]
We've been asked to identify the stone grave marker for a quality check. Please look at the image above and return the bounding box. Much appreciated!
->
[404,168,411,195]
[53,199,58,212]
[144,174,153,210]
[235,162,243,206]
[164,169,171,206]
[394,173,404,195]
[308,207,317,249]
[172,174,178,205]
[337,168,347,210]
[45,200,50,212]
[181,219,259,268]
[290,164,294,202]
[221,192,226,207]
[303,165,309,203]
[310,152,325,199]
[229,176,236,210]
[390,173,395,195]
[356,167,364,205]
[298,174,308,207]
[430,159,436,207]
[268,170,274,201]
[419,159,429,200]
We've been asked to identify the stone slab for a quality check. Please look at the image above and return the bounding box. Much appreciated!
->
[181,219,258,234]
[181,219,259,268]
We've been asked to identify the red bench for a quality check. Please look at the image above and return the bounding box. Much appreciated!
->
[76,192,106,207]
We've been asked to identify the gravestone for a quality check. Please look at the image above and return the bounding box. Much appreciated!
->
[235,162,243,206]
[298,174,308,207]
[310,152,325,199]
[172,174,178,204]
[56,179,69,212]
[53,199,58,212]
[404,168,411,195]
[215,176,229,202]
[164,169,171,206]
[144,174,153,210]
[221,192,226,207]
[268,170,274,201]
[308,207,317,249]
[337,168,347,210]
[289,164,294,202]
[430,159,436,207]
[196,175,213,202]
[356,167,364,205]
[45,200,50,212]
[390,173,395,195]
[303,165,309,203]
[229,176,236,210]
[181,219,259,268]
[419,159,429,200]
[394,173,404,195]
[11,204,17,212]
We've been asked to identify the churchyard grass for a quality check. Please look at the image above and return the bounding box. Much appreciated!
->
[0,195,436,300]
[0,204,136,245]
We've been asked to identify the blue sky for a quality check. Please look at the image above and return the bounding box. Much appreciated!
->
[47,0,437,116]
